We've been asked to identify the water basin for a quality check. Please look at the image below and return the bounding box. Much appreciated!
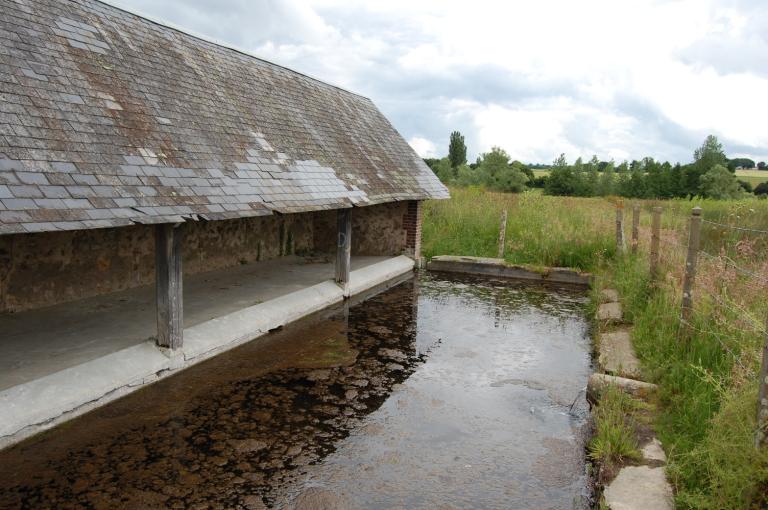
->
[0,272,592,509]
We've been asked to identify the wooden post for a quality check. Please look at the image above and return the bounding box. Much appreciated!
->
[335,208,352,294]
[616,203,625,254]
[757,318,768,448]
[631,204,640,254]
[497,209,508,259]
[680,207,702,325]
[155,223,183,349]
[650,206,662,282]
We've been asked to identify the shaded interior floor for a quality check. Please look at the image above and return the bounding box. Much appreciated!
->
[0,255,388,391]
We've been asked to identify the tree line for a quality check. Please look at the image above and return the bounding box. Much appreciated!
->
[424,132,768,199]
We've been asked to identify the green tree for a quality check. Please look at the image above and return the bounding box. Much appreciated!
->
[545,154,578,196]
[512,160,534,182]
[448,131,467,169]
[454,164,479,186]
[727,157,755,171]
[596,161,615,196]
[476,147,528,192]
[583,156,600,196]
[644,158,665,198]
[684,134,728,197]
[700,164,743,199]
[431,157,454,184]
[668,163,686,198]
[754,182,768,196]
[694,135,727,171]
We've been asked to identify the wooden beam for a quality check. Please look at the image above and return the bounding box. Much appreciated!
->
[155,223,183,349]
[335,208,352,293]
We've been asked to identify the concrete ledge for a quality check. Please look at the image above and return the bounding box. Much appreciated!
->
[0,342,170,441]
[183,280,345,362]
[426,255,592,286]
[348,255,415,296]
[0,256,414,450]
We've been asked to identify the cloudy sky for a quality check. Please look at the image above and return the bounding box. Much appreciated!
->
[107,0,767,165]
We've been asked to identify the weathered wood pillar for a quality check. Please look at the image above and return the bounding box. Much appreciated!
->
[680,207,702,327]
[650,206,662,282]
[631,204,640,254]
[616,203,625,254]
[497,209,508,259]
[155,223,183,349]
[335,208,352,294]
[756,317,768,448]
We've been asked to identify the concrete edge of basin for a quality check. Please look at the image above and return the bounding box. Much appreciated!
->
[0,256,415,451]
[426,255,593,287]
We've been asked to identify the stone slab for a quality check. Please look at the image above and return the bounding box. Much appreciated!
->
[597,302,623,322]
[601,288,620,303]
[587,373,657,403]
[427,255,592,286]
[598,329,640,378]
[604,465,673,510]
[641,438,667,463]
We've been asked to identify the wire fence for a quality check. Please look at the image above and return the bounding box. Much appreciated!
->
[616,202,768,448]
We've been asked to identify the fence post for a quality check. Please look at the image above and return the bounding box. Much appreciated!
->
[650,207,662,282]
[631,204,640,254]
[680,207,702,326]
[497,209,508,259]
[757,320,768,448]
[616,202,625,254]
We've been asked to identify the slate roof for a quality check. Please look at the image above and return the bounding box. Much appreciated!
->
[0,0,448,235]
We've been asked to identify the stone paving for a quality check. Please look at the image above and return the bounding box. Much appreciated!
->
[594,289,674,510]
[598,329,640,378]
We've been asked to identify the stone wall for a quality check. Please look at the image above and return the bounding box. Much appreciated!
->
[0,200,421,313]
[312,201,411,256]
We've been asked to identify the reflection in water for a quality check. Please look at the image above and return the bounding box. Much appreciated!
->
[0,273,592,509]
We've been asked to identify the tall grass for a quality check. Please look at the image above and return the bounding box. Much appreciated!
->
[422,187,616,271]
[589,385,642,471]
[607,255,768,509]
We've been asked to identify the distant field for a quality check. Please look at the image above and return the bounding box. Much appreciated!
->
[735,169,768,186]
[529,168,767,186]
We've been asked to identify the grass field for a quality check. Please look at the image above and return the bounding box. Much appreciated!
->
[736,169,768,187]
[422,187,768,509]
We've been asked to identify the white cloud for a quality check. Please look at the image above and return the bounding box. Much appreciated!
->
[408,137,437,158]
[107,0,768,163]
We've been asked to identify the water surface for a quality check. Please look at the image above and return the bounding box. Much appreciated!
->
[0,273,592,509]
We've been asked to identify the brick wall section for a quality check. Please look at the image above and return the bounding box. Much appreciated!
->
[0,202,415,313]
[403,200,423,259]
[312,202,410,256]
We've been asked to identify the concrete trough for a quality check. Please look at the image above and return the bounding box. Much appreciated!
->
[426,255,593,287]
